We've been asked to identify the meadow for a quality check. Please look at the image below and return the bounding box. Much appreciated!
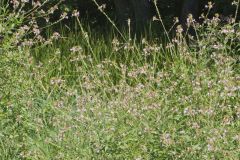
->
[0,1,239,159]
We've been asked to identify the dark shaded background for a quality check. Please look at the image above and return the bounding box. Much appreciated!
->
[6,0,239,35]
[66,0,238,24]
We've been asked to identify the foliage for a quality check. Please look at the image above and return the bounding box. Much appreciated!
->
[0,1,239,159]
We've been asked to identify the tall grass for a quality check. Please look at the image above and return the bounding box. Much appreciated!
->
[0,1,239,159]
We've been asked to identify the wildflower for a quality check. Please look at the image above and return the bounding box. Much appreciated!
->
[187,14,196,26]
[36,35,45,42]
[21,25,30,31]
[51,32,61,40]
[212,44,223,50]
[33,28,40,35]
[176,25,183,34]
[232,135,240,141]
[39,9,46,15]
[141,38,147,44]
[98,4,106,11]
[50,77,65,85]
[33,1,41,7]
[11,0,20,9]
[207,144,214,151]
[72,10,80,17]
[173,17,179,24]
[192,122,200,129]
[70,46,82,53]
[21,0,29,3]
[44,39,53,45]
[205,2,213,9]
[60,12,68,19]
[152,16,159,21]
[221,29,234,34]
[166,43,174,49]
[45,17,50,23]
[21,39,34,46]
[161,133,173,146]
[49,6,58,14]
[127,18,131,27]
[112,38,120,51]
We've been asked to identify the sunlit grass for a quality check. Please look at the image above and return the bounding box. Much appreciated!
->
[0,2,240,159]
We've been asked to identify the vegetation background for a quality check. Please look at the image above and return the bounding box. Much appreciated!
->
[0,0,239,159]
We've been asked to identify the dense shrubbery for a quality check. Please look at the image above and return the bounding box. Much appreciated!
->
[0,0,239,159]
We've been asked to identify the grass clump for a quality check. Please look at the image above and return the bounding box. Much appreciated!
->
[0,1,240,159]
